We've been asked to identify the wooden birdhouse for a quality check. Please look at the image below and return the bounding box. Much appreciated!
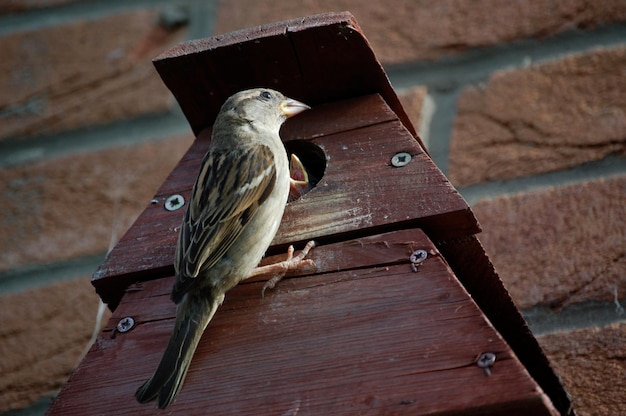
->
[47,12,573,415]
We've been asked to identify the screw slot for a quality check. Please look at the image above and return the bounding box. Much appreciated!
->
[410,249,428,264]
[409,249,428,272]
[165,194,185,211]
[391,152,412,167]
[476,352,496,376]
[116,317,135,333]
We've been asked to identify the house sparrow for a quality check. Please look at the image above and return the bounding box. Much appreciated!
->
[135,88,310,408]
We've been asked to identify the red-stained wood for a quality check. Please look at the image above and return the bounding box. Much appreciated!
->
[438,236,574,416]
[48,230,557,416]
[92,94,478,308]
[105,228,436,326]
[153,12,420,147]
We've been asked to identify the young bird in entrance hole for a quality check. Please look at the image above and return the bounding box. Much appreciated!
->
[288,153,312,202]
[135,88,312,409]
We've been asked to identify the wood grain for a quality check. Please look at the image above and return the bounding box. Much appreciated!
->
[49,230,557,415]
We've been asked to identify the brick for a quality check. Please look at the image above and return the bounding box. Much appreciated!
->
[449,46,626,187]
[537,323,626,416]
[0,133,194,273]
[0,277,111,412]
[0,10,185,140]
[472,175,626,310]
[214,0,626,64]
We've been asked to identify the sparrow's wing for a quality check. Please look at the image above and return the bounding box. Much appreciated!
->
[172,142,277,302]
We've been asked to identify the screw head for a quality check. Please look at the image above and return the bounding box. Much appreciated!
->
[409,249,428,272]
[391,152,412,167]
[165,194,185,211]
[116,317,135,333]
[476,352,496,368]
[410,249,428,264]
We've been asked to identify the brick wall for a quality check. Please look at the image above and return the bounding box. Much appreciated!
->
[1,1,624,415]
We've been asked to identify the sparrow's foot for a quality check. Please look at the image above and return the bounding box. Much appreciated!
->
[250,241,316,298]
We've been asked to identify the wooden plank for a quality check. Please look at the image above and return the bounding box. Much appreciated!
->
[92,95,479,307]
[437,236,574,416]
[49,230,557,415]
[104,228,434,326]
[279,120,478,243]
[153,11,420,145]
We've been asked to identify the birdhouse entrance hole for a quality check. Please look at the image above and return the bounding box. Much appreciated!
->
[284,140,327,199]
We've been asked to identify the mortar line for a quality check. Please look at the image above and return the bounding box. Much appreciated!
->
[458,154,626,205]
[186,1,218,40]
[0,0,210,36]
[523,300,626,337]
[0,111,191,168]
[0,253,107,295]
[419,91,459,173]
[387,22,626,91]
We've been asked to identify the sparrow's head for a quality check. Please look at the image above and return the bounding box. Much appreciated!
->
[216,88,310,134]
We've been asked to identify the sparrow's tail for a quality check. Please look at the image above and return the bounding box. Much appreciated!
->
[135,291,222,409]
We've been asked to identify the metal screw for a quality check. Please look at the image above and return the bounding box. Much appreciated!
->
[116,317,135,333]
[391,152,412,167]
[165,194,185,211]
[409,249,428,272]
[476,352,496,376]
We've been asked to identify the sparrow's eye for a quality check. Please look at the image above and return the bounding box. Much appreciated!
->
[259,91,272,100]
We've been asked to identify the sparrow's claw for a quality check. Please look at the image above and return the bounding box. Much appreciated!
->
[257,241,317,298]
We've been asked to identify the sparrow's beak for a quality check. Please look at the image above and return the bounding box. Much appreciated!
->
[280,99,310,118]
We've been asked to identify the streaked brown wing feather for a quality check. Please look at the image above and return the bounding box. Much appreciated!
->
[172,143,276,302]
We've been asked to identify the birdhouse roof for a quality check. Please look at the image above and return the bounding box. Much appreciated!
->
[153,11,421,147]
